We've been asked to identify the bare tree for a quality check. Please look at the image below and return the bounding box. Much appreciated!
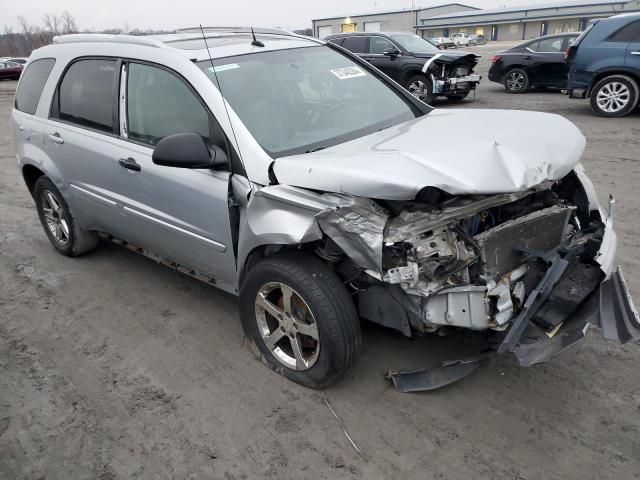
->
[16,15,33,54]
[61,11,78,34]
[42,13,60,36]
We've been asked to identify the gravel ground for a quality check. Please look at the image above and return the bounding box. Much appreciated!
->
[1,43,639,480]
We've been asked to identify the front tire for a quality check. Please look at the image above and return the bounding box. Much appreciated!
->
[406,74,434,104]
[590,75,639,118]
[239,252,361,389]
[504,68,529,93]
[33,177,98,256]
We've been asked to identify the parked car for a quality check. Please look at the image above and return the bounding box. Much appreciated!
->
[489,33,579,93]
[566,13,640,117]
[12,29,638,391]
[326,32,481,103]
[0,60,23,80]
[468,34,488,45]
[451,32,471,47]
[429,36,456,49]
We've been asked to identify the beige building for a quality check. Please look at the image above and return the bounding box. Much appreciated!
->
[312,4,479,38]
[417,0,640,41]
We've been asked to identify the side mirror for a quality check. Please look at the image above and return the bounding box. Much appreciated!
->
[383,49,400,57]
[152,133,228,170]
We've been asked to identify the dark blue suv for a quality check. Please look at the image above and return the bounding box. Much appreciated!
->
[567,13,640,117]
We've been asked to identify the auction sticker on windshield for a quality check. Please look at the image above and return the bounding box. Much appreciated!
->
[330,66,367,80]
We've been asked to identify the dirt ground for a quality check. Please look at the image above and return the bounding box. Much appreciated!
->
[1,42,639,480]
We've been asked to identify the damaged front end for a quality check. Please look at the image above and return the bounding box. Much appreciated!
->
[312,169,639,390]
[422,53,482,97]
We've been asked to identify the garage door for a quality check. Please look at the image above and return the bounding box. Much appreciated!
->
[364,22,382,32]
[317,26,333,38]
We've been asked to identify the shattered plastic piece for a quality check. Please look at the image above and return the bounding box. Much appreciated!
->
[599,267,640,343]
[385,354,491,392]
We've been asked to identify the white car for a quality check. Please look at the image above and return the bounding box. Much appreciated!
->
[11,28,639,392]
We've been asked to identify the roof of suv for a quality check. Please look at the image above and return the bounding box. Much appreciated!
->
[51,28,322,62]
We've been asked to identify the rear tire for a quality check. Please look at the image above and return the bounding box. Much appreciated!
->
[33,177,98,257]
[239,252,361,389]
[406,74,434,104]
[589,75,639,118]
[504,68,529,93]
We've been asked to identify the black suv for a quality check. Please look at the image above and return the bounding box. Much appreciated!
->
[326,32,481,103]
[566,13,640,117]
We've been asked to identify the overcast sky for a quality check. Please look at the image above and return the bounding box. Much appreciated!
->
[2,0,570,31]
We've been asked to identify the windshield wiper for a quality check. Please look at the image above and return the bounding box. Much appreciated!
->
[306,146,327,153]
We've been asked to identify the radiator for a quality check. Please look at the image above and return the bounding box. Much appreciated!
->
[475,205,574,277]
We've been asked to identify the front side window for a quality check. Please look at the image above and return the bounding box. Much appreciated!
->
[15,58,56,115]
[390,34,439,54]
[52,58,117,133]
[369,37,397,54]
[126,63,210,146]
[199,46,420,157]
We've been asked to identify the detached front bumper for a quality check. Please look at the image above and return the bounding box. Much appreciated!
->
[504,266,639,367]
[434,74,482,95]
[387,201,639,392]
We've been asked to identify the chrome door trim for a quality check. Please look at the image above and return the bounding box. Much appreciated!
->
[123,206,227,253]
[69,183,117,206]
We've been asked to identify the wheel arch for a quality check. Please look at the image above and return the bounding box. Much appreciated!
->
[22,163,46,196]
[587,69,640,97]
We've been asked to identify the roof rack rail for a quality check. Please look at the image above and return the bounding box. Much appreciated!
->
[53,33,166,48]
[176,26,299,37]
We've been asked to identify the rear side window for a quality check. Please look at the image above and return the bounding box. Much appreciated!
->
[51,58,117,133]
[327,38,345,46]
[342,36,368,53]
[608,20,640,42]
[533,37,564,52]
[15,58,55,115]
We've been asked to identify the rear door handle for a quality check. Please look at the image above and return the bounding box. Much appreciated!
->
[119,157,141,172]
[522,55,532,60]
[48,132,64,144]
[631,51,640,56]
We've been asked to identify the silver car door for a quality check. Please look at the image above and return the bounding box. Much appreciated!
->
[110,61,238,293]
[46,57,134,241]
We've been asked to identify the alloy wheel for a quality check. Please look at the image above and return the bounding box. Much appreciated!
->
[255,282,320,371]
[596,82,630,113]
[408,80,428,100]
[41,190,70,245]
[506,71,525,91]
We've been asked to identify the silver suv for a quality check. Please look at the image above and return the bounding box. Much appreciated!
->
[12,28,639,391]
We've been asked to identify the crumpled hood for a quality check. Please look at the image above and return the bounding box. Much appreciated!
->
[273,109,586,200]
[411,52,478,65]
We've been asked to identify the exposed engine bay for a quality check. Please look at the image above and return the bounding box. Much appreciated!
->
[423,53,481,95]
[314,172,607,339]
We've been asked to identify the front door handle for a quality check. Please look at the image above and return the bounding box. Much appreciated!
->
[48,132,64,144]
[119,157,141,172]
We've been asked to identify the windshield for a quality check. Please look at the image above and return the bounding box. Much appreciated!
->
[198,46,420,157]
[391,34,440,54]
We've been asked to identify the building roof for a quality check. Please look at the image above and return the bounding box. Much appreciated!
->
[421,0,630,21]
[312,3,480,22]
